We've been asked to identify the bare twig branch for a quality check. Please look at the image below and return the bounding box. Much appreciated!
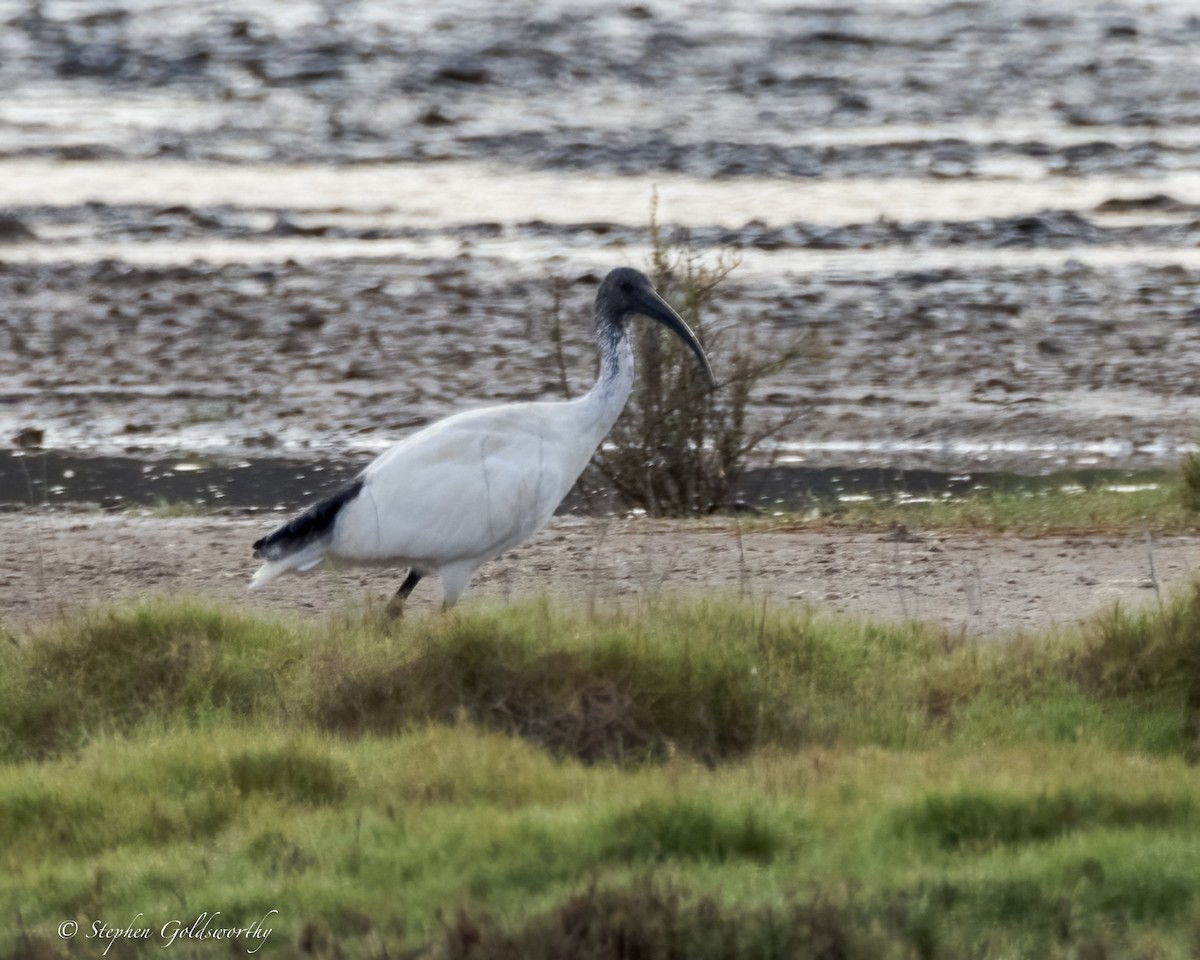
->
[585,210,811,517]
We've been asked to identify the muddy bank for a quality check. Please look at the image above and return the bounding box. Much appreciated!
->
[0,512,1187,640]
[3,253,1199,472]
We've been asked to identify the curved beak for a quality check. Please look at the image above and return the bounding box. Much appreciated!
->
[634,288,717,389]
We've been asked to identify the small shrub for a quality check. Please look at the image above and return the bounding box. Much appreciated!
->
[551,199,810,516]
[1180,452,1200,513]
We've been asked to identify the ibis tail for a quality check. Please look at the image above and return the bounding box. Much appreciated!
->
[249,478,364,589]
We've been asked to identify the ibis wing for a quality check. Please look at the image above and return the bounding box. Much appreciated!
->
[330,403,590,565]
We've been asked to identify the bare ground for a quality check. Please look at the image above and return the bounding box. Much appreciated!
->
[2,511,1193,639]
[2,1,1199,634]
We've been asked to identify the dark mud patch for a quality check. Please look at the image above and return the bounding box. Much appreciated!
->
[0,448,1173,520]
[0,450,358,513]
[692,210,1200,252]
[7,201,1200,254]
[452,132,1200,180]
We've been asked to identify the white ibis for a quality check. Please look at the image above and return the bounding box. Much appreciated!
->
[249,267,715,613]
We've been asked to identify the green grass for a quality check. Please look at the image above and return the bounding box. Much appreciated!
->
[755,469,1198,536]
[149,499,213,518]
[2,592,1200,958]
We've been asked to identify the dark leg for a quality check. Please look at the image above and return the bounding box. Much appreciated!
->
[386,569,423,618]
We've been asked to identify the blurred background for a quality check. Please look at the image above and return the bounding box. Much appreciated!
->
[2,0,1200,511]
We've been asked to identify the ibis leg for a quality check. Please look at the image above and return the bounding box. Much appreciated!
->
[439,560,477,610]
[386,569,423,618]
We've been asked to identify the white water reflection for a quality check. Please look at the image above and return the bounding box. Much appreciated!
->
[2,160,1200,231]
[777,438,1197,468]
[6,231,1200,281]
[3,159,1200,278]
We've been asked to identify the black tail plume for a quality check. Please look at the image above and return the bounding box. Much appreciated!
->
[253,478,364,560]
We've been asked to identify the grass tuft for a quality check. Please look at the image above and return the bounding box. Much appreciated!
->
[1180,452,1200,513]
[1076,588,1200,760]
[228,745,350,805]
[895,788,1193,851]
[600,798,782,864]
[438,883,871,960]
[0,604,295,760]
[313,603,782,764]
[1078,594,1200,698]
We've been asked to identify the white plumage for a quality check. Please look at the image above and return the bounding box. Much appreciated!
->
[250,267,713,613]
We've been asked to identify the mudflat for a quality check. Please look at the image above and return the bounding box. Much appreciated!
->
[1,0,1199,472]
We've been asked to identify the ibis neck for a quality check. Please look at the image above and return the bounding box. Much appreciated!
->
[581,319,633,431]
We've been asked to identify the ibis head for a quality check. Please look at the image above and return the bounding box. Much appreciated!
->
[596,267,716,388]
